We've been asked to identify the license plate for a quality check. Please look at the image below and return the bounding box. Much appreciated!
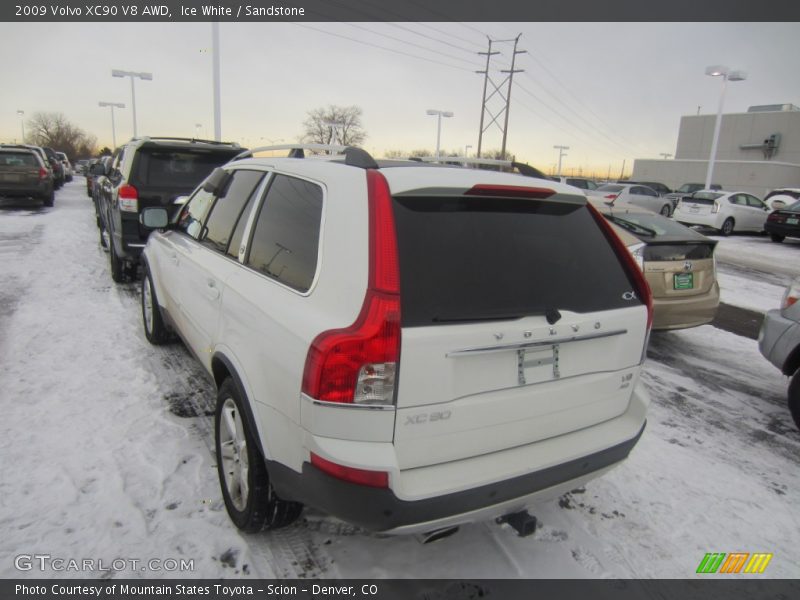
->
[689,206,699,213]
[674,272,694,290]
[0,174,21,183]
[788,217,799,225]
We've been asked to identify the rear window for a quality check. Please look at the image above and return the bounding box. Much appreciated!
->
[644,244,715,262]
[132,148,238,189]
[0,152,38,167]
[392,196,640,327]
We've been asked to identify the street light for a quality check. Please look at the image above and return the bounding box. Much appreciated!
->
[553,145,569,177]
[465,144,473,157]
[98,102,125,149]
[426,109,453,161]
[111,69,153,137]
[704,64,746,189]
[16,110,25,143]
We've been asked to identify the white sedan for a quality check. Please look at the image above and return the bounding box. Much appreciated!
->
[673,190,771,236]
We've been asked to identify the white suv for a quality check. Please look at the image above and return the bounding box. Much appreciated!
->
[140,145,652,535]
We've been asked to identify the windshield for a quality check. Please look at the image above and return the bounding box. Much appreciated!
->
[677,183,702,193]
[597,184,624,193]
[786,200,800,212]
[609,212,700,237]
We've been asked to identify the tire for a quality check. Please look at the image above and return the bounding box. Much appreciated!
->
[109,238,126,283]
[42,191,54,207]
[215,378,303,533]
[660,204,671,217]
[770,233,785,243]
[720,218,734,236]
[141,268,170,345]
[789,371,800,431]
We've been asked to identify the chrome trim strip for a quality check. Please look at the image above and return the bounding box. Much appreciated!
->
[446,328,628,358]
[302,393,396,411]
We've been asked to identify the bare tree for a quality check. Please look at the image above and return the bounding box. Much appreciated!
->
[26,112,97,159]
[383,148,433,159]
[302,105,366,147]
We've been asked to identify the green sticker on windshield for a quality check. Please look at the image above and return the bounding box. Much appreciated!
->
[674,273,694,290]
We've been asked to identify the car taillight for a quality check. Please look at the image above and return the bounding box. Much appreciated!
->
[587,202,653,330]
[301,170,401,405]
[767,212,785,223]
[781,277,800,311]
[604,193,619,204]
[118,184,138,213]
[38,168,48,180]
[310,453,388,488]
[711,201,720,214]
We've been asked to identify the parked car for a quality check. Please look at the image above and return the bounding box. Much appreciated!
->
[85,157,106,197]
[664,182,722,211]
[587,183,673,216]
[763,188,800,211]
[96,137,244,282]
[74,159,89,175]
[625,181,672,196]
[139,144,652,536]
[764,199,800,243]
[89,156,113,231]
[597,207,719,330]
[673,190,770,236]
[556,176,599,192]
[42,147,65,189]
[3,144,55,185]
[0,146,55,206]
[758,276,800,430]
[55,151,73,182]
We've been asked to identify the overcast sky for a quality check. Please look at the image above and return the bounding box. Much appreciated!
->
[2,21,799,176]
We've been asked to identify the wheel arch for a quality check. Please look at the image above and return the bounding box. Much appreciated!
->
[781,342,800,377]
[211,350,273,462]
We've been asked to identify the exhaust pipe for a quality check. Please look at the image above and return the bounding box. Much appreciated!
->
[416,526,460,544]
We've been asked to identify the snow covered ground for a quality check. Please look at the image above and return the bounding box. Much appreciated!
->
[0,182,798,580]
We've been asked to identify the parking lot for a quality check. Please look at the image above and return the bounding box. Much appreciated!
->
[0,179,798,579]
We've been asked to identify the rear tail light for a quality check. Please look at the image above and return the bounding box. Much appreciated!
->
[604,193,619,204]
[782,277,800,311]
[587,202,653,331]
[711,201,720,214]
[301,170,401,405]
[38,168,48,180]
[767,212,785,223]
[310,453,388,488]
[118,184,138,213]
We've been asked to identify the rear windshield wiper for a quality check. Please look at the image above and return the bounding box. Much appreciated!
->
[608,216,657,237]
[432,307,562,324]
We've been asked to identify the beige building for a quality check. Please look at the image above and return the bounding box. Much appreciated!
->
[632,104,800,198]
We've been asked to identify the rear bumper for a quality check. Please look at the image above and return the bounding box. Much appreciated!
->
[0,182,51,198]
[651,282,720,331]
[764,221,800,239]
[673,212,719,230]
[270,389,648,533]
[758,308,799,373]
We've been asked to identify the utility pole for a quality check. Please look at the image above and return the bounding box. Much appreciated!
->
[476,35,524,159]
[554,145,569,177]
[619,159,626,181]
[212,22,221,141]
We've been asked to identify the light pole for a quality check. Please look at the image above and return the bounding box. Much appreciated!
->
[426,109,453,161]
[195,123,202,138]
[16,110,25,143]
[659,153,672,160]
[704,65,746,189]
[98,102,125,149]
[553,145,569,177]
[111,69,153,137]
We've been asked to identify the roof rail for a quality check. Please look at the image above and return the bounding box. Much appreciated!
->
[131,136,241,148]
[410,156,549,179]
[231,144,378,169]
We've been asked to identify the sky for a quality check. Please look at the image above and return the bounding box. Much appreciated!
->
[2,21,800,176]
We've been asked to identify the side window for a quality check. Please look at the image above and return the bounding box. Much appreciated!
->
[246,174,323,293]
[202,169,264,254]
[746,195,765,208]
[227,192,258,259]
[175,188,216,240]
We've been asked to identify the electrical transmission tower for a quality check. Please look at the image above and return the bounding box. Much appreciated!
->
[476,35,525,159]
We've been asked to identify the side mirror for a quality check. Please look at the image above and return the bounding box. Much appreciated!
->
[202,167,230,195]
[140,207,169,229]
[89,163,106,176]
